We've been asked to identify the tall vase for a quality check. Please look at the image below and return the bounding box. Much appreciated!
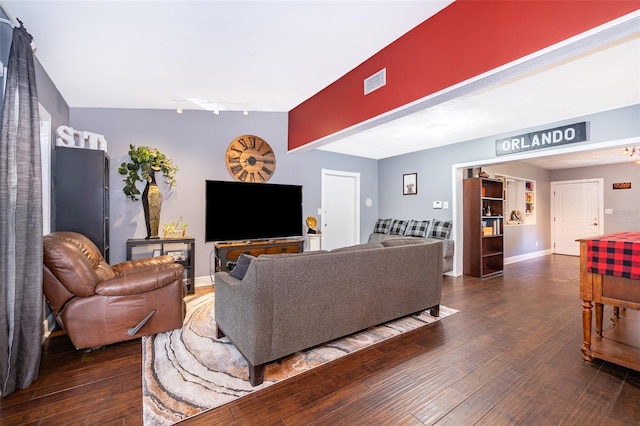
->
[142,171,162,239]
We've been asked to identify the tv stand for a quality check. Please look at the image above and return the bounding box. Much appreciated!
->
[214,238,305,272]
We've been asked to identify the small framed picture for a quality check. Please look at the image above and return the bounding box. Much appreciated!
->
[403,173,417,195]
[166,250,186,262]
[152,249,162,257]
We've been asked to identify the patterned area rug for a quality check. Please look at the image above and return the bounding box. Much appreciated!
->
[143,292,458,425]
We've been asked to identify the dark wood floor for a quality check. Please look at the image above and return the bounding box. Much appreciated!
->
[2,254,639,425]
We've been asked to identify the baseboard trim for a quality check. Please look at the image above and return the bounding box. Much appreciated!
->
[504,249,553,265]
[195,276,214,288]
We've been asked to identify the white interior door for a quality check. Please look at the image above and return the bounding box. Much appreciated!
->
[321,169,360,250]
[552,179,602,256]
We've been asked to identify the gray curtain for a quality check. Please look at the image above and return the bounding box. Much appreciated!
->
[0,24,42,397]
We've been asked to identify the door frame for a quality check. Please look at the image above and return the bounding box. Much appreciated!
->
[450,137,635,276]
[550,178,604,254]
[321,169,360,250]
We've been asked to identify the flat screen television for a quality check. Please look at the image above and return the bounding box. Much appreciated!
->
[205,180,303,242]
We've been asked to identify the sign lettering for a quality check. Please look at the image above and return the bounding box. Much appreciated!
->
[495,122,587,156]
[613,182,631,190]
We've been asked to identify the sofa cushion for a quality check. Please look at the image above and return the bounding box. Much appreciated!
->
[381,238,426,247]
[330,243,384,253]
[429,220,453,239]
[389,219,409,235]
[259,250,329,259]
[373,218,392,234]
[229,254,253,279]
[405,220,430,238]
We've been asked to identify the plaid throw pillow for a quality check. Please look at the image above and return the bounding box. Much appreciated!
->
[429,219,453,239]
[373,218,392,234]
[389,219,409,235]
[405,220,430,238]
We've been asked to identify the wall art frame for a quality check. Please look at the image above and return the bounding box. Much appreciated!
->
[403,173,417,195]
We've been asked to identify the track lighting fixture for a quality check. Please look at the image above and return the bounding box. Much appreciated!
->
[623,146,640,159]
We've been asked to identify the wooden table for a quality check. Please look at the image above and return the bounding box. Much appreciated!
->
[578,234,640,371]
[213,238,305,272]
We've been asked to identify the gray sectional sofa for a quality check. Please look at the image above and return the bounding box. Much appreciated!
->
[368,218,454,272]
[368,233,454,272]
[214,238,443,386]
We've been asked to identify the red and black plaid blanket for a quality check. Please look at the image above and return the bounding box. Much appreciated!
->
[587,232,640,280]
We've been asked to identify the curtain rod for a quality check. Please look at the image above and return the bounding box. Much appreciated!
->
[0,17,14,27]
[0,2,36,52]
[0,0,18,26]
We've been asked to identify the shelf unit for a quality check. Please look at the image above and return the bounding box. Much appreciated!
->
[54,147,110,262]
[126,237,195,294]
[463,177,504,278]
[525,180,535,222]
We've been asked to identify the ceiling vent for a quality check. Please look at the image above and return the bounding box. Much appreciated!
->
[364,68,386,95]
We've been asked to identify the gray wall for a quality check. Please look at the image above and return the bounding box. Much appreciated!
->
[70,108,379,278]
[378,104,639,273]
[550,162,639,233]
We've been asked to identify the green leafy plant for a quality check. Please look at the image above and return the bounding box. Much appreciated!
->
[118,144,178,201]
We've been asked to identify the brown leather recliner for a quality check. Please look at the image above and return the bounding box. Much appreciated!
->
[43,231,186,349]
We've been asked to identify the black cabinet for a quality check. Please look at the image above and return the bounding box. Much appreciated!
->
[54,147,110,262]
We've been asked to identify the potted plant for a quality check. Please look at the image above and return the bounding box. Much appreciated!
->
[118,144,178,238]
[163,216,189,238]
[118,144,177,201]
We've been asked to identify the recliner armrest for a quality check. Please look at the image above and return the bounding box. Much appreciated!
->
[95,263,184,296]
[111,255,177,274]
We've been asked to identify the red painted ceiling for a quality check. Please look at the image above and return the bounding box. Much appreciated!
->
[288,0,639,151]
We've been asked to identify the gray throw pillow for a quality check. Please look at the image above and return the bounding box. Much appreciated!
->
[229,254,252,279]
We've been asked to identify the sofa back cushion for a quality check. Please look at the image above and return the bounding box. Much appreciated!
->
[381,238,428,247]
[330,243,384,253]
[43,234,103,297]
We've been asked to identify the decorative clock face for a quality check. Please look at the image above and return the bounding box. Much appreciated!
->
[225,135,276,182]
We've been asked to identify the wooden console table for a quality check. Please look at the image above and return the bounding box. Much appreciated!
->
[214,238,305,272]
[579,234,640,371]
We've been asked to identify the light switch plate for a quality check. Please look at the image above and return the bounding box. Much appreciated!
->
[443,201,449,209]
[605,208,613,215]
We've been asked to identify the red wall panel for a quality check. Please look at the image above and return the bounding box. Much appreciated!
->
[288,0,639,151]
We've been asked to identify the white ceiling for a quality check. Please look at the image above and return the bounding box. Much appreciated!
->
[3,1,639,169]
